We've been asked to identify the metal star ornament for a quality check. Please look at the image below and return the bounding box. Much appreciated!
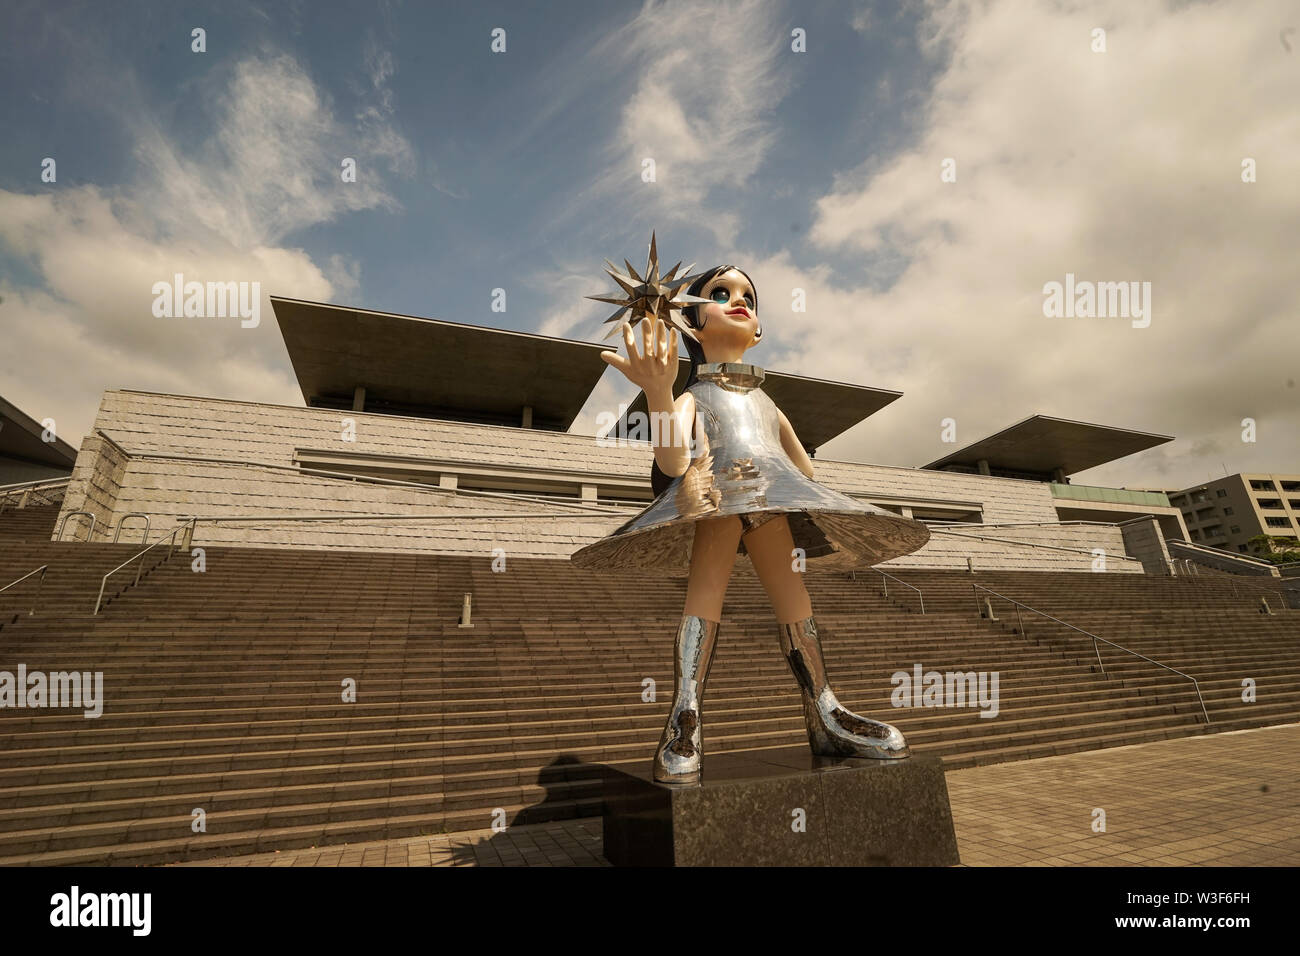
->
[587,232,713,342]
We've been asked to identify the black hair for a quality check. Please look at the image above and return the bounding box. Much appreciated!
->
[649,264,761,496]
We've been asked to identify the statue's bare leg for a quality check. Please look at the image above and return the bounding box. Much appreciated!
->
[742,515,910,759]
[654,516,742,783]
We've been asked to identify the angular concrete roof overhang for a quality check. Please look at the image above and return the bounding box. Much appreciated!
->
[0,395,78,469]
[921,414,1174,477]
[270,297,613,431]
[612,360,903,451]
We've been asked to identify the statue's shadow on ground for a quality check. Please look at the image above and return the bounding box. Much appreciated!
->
[447,754,600,865]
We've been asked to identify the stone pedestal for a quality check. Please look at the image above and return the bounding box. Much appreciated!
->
[602,746,959,867]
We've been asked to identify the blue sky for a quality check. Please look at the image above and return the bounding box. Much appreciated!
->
[1,0,1297,488]
[0,1,931,315]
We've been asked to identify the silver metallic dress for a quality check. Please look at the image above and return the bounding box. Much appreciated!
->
[570,362,930,572]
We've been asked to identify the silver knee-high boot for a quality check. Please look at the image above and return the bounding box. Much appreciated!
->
[778,615,910,759]
[653,614,721,784]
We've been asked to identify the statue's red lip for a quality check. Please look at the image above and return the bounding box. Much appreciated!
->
[726,308,750,317]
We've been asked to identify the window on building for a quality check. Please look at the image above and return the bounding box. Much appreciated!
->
[1216,489,1227,497]
[1265,517,1291,528]
[1238,545,1249,553]
[1223,506,1233,515]
[1259,499,1284,510]
[1250,480,1274,491]
[1230,526,1241,534]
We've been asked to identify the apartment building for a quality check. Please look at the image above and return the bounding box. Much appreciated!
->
[1170,473,1300,554]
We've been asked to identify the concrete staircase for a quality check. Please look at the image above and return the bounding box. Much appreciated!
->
[0,503,62,544]
[1,511,1297,866]
[889,569,1300,728]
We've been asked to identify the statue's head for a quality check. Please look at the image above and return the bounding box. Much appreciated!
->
[679,264,762,375]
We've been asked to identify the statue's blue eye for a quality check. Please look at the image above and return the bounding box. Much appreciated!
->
[711,288,730,303]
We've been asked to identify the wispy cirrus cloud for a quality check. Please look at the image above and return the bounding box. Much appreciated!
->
[572,0,794,246]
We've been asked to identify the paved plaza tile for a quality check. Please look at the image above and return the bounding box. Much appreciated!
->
[946,722,1300,867]
[178,724,1300,867]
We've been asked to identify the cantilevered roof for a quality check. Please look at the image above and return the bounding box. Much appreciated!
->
[921,414,1174,477]
[270,297,612,431]
[611,360,902,451]
[0,394,78,469]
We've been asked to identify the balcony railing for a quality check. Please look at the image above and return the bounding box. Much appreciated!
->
[1049,483,1172,507]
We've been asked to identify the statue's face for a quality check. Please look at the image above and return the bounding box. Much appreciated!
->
[696,269,758,350]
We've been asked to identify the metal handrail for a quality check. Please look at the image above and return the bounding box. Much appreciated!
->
[93,518,196,616]
[0,477,70,514]
[173,510,636,533]
[0,566,48,618]
[56,511,96,542]
[112,513,151,544]
[1167,538,1276,567]
[971,584,1209,724]
[0,476,72,494]
[853,567,924,614]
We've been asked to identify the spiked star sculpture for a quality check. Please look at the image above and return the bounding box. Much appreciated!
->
[587,232,713,342]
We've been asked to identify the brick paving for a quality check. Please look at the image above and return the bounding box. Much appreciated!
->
[176,817,610,867]
[178,723,1300,867]
[947,722,1300,867]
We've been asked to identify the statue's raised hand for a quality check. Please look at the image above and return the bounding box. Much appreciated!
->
[600,315,678,398]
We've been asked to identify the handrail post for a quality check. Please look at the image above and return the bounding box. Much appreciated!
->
[1093,637,1105,675]
[30,568,45,616]
[0,566,51,620]
[56,511,97,542]
[1193,680,1210,723]
[112,514,150,545]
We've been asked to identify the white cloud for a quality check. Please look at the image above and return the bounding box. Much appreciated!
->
[768,0,1300,489]
[0,50,413,448]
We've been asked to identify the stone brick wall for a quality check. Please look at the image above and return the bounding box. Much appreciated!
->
[57,432,129,541]
[109,457,613,557]
[1119,517,1174,575]
[810,460,1060,525]
[51,389,1145,571]
[882,524,1143,574]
